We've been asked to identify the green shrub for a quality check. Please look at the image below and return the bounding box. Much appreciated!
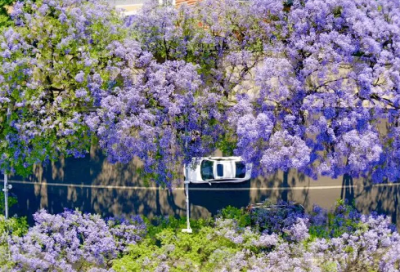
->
[0,192,28,269]
[0,192,17,216]
[0,215,28,268]
[309,199,363,239]
[144,215,214,241]
[217,205,251,228]
[112,227,239,272]
[0,215,28,237]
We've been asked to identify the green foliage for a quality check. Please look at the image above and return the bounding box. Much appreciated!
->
[0,194,27,268]
[321,261,339,272]
[309,199,363,239]
[113,213,243,271]
[112,207,255,271]
[112,227,239,272]
[308,225,328,239]
[0,0,14,29]
[0,192,17,215]
[0,214,28,237]
[217,205,251,228]
[144,215,214,241]
[0,13,10,29]
[215,132,237,156]
[0,215,28,268]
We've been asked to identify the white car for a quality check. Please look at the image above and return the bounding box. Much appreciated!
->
[184,157,252,184]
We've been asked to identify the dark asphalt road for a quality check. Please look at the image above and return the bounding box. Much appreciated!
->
[7,147,400,228]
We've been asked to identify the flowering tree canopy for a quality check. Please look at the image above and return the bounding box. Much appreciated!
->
[0,0,131,175]
[0,0,222,186]
[232,0,400,181]
[125,0,400,183]
[86,59,221,187]
[1,0,400,185]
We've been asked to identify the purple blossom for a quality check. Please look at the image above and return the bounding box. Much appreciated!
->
[75,88,88,98]
[75,71,85,83]
[261,131,311,173]
[285,218,310,242]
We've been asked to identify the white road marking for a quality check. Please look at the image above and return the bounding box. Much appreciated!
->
[3,180,400,191]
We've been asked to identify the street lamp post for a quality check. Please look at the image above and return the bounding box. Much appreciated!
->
[3,106,11,219]
[182,165,192,233]
[3,174,9,219]
[181,101,192,233]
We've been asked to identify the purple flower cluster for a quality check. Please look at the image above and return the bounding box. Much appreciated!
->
[107,215,147,253]
[9,210,146,272]
[87,59,222,187]
[211,202,400,271]
[310,215,400,272]
[249,201,308,237]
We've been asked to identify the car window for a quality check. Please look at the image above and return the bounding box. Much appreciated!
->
[217,164,223,177]
[201,160,214,180]
[235,162,246,178]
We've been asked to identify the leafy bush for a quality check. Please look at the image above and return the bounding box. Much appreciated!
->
[106,215,147,253]
[112,227,240,272]
[0,215,28,268]
[112,200,400,272]
[0,191,27,269]
[0,192,18,216]
[245,199,378,241]
[217,205,251,228]
[0,215,28,238]
[0,200,398,272]
[308,199,365,239]
[144,215,214,241]
[248,200,307,236]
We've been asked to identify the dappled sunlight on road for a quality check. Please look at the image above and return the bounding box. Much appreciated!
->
[8,145,400,229]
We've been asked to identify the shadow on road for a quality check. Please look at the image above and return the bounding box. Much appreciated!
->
[189,180,251,217]
[355,179,400,227]
[340,174,355,203]
[8,146,400,229]
[11,145,187,223]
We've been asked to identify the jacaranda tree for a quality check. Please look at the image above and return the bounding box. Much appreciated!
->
[119,0,400,183]
[87,0,261,187]
[94,0,277,186]
[1,0,400,186]
[231,0,400,182]
[0,0,135,176]
[128,0,270,156]
[85,59,221,187]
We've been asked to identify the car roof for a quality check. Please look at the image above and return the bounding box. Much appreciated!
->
[202,157,243,161]
[209,178,240,182]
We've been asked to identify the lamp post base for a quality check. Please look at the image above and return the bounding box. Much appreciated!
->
[181,228,193,233]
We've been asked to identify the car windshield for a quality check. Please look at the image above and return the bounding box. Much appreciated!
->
[235,162,246,178]
[201,160,214,180]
